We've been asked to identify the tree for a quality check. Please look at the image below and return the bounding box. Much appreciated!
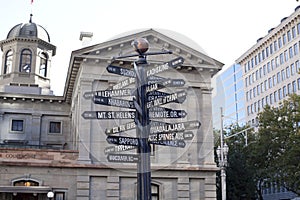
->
[247,94,300,196]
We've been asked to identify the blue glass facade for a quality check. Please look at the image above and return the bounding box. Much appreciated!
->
[212,63,246,130]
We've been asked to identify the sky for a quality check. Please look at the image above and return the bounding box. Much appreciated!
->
[0,0,299,95]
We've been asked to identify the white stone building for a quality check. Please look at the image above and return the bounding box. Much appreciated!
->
[0,15,223,199]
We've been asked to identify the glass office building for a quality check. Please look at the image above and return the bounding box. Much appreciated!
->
[212,63,246,130]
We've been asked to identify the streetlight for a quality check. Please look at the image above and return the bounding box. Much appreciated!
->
[217,107,229,200]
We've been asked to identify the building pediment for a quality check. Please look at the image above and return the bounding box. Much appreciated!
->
[64,29,224,102]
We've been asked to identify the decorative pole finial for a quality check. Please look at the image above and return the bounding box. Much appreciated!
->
[29,14,33,23]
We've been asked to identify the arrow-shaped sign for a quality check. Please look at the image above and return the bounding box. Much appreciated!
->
[149,107,187,118]
[104,145,137,154]
[106,136,140,146]
[93,96,135,109]
[149,139,186,148]
[107,153,139,163]
[146,79,185,93]
[82,111,135,119]
[105,121,136,135]
[84,88,134,99]
[149,131,194,142]
[146,90,187,108]
[146,56,184,77]
[150,120,201,134]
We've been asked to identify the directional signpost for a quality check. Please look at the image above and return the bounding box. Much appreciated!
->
[82,38,202,200]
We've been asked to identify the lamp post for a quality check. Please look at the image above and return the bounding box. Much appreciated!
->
[216,107,229,200]
[47,191,54,200]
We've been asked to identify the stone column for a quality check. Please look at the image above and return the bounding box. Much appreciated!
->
[77,79,93,163]
[31,114,42,146]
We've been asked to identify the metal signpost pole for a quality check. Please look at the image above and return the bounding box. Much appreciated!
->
[135,54,151,200]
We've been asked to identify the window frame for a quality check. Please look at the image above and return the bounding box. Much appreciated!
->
[19,48,32,73]
[10,119,25,133]
[49,121,62,134]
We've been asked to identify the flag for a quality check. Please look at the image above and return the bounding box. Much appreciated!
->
[31,0,33,4]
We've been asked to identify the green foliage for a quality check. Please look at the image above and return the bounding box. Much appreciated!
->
[216,95,300,198]
[246,94,300,195]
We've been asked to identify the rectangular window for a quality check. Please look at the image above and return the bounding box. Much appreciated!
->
[279,53,284,65]
[291,63,295,76]
[11,119,24,132]
[274,91,278,102]
[262,97,265,108]
[272,75,276,86]
[297,23,300,35]
[263,65,266,75]
[259,67,262,78]
[289,47,294,58]
[298,78,300,90]
[277,72,281,84]
[278,37,282,49]
[293,81,297,93]
[281,69,286,81]
[284,50,288,62]
[294,43,299,55]
[292,26,296,38]
[270,93,273,104]
[279,88,283,100]
[283,34,287,45]
[288,83,292,94]
[286,66,290,78]
[283,86,287,97]
[274,41,278,52]
[49,121,62,134]
[296,60,300,72]
[275,57,279,68]
[266,47,269,57]
[270,44,273,54]
[287,30,292,42]
[268,77,272,88]
[267,62,271,73]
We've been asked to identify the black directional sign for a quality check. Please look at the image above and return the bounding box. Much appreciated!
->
[149,139,186,148]
[82,111,135,119]
[146,79,185,93]
[106,135,140,146]
[93,96,135,109]
[149,131,194,142]
[149,107,187,118]
[105,121,136,135]
[146,56,184,77]
[107,65,136,78]
[107,153,139,163]
[110,77,136,90]
[146,90,187,108]
[84,88,133,99]
[150,120,201,134]
[104,145,137,154]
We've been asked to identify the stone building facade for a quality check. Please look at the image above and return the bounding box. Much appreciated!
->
[0,15,223,199]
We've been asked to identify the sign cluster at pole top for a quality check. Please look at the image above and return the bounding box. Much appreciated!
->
[82,55,201,163]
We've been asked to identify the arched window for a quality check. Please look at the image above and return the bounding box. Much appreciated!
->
[19,49,32,73]
[39,52,48,77]
[4,50,13,74]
